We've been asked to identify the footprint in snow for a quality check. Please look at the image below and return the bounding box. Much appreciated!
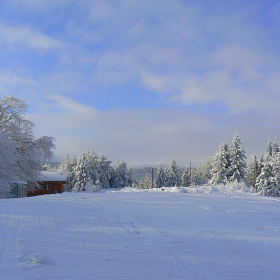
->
[19,254,50,267]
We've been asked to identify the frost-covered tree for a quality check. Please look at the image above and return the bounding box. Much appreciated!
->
[181,167,190,187]
[166,158,180,187]
[112,160,132,188]
[270,152,280,196]
[138,175,153,189]
[71,153,89,192]
[0,132,22,197]
[272,138,280,156]
[85,149,100,185]
[98,154,112,188]
[196,157,213,185]
[191,169,199,185]
[265,139,273,160]
[256,139,280,196]
[155,164,166,188]
[255,160,275,196]
[246,155,261,191]
[228,133,248,185]
[59,153,73,174]
[0,96,55,193]
[208,140,231,186]
[70,155,77,170]
[127,166,134,188]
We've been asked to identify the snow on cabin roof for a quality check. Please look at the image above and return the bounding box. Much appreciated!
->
[39,171,67,182]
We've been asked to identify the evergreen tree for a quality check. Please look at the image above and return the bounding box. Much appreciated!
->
[71,153,89,192]
[255,160,275,196]
[98,154,112,188]
[196,157,213,185]
[246,155,261,191]
[85,148,100,185]
[259,139,273,171]
[228,133,248,185]
[70,155,77,170]
[191,169,199,185]
[256,141,280,196]
[265,139,273,160]
[113,160,131,188]
[138,175,153,189]
[208,140,230,186]
[166,158,180,187]
[181,167,190,187]
[272,138,280,156]
[126,166,134,188]
[270,152,280,196]
[155,164,166,188]
[59,153,72,174]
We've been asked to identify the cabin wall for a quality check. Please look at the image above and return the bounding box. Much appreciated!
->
[28,181,66,196]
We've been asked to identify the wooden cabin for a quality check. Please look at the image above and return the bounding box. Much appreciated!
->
[28,171,68,197]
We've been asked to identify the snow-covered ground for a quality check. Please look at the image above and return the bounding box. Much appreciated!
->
[1,186,280,279]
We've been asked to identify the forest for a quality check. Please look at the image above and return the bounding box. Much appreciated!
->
[59,134,279,197]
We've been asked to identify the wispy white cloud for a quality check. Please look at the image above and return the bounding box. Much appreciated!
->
[47,95,97,115]
[0,23,62,50]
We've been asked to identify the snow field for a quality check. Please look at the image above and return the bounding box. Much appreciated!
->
[0,189,280,279]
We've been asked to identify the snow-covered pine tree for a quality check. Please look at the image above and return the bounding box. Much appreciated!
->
[256,139,280,196]
[98,154,112,188]
[138,175,153,189]
[272,138,280,156]
[59,153,72,174]
[196,157,213,185]
[70,155,77,170]
[180,167,190,187]
[85,149,100,185]
[191,169,199,185]
[255,159,275,196]
[155,164,166,188]
[270,152,280,196]
[165,158,180,187]
[126,166,134,188]
[208,140,230,186]
[265,139,273,160]
[71,153,89,192]
[228,133,248,186]
[112,160,130,188]
[246,155,261,192]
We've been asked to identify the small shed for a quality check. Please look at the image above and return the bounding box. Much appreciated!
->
[28,171,68,197]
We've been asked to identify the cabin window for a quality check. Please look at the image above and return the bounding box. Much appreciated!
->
[44,184,52,191]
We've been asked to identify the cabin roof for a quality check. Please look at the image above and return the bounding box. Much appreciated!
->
[40,171,67,182]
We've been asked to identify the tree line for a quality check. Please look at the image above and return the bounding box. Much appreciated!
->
[59,150,134,192]
[59,133,280,197]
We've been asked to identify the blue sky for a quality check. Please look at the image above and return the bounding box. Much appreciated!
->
[1,0,280,166]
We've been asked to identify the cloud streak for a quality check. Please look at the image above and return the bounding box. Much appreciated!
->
[0,23,62,50]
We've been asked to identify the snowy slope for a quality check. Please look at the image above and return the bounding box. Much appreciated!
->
[0,188,280,279]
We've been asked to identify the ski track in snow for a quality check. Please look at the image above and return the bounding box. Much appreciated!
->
[0,190,280,279]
